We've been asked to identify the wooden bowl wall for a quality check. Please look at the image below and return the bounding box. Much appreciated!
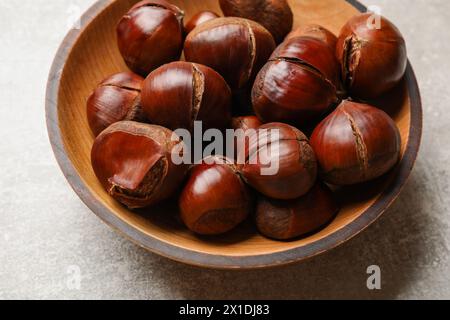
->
[46,0,422,269]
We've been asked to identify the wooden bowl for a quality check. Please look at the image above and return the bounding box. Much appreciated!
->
[46,0,422,269]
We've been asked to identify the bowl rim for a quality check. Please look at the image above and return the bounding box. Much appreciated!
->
[45,0,422,269]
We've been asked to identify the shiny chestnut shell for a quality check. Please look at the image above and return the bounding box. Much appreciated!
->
[310,100,401,185]
[286,24,338,49]
[252,37,339,128]
[185,11,219,35]
[231,116,263,160]
[336,13,407,99]
[86,72,144,136]
[219,0,293,44]
[141,61,232,131]
[91,121,187,209]
[256,183,339,240]
[231,116,263,132]
[179,157,252,235]
[239,123,317,200]
[117,0,184,76]
[184,17,276,91]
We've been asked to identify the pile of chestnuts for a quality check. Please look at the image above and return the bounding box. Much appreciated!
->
[87,0,407,241]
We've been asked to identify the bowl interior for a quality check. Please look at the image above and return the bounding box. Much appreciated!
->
[53,0,412,262]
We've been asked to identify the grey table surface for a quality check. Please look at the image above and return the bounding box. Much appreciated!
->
[0,0,449,300]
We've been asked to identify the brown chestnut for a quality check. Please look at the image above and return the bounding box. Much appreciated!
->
[286,24,337,49]
[184,17,276,91]
[185,11,219,35]
[252,37,339,128]
[230,116,263,160]
[141,61,232,131]
[239,123,317,200]
[87,72,145,136]
[117,0,184,76]
[91,121,187,209]
[336,13,407,99]
[256,183,339,240]
[231,116,263,132]
[219,0,293,44]
[310,100,401,185]
[179,156,252,235]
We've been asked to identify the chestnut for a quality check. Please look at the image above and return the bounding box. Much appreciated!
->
[185,11,219,35]
[310,100,401,185]
[256,183,339,240]
[91,121,187,209]
[184,17,276,91]
[86,72,145,136]
[179,156,253,235]
[141,61,232,131]
[230,116,263,160]
[286,24,337,49]
[117,0,184,76]
[231,116,263,133]
[336,13,407,100]
[252,37,339,128]
[219,0,293,44]
[239,123,317,200]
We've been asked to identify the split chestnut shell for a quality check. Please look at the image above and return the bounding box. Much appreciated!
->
[86,72,145,137]
[117,0,184,76]
[231,116,263,132]
[184,17,276,91]
[219,0,293,44]
[336,13,407,99]
[239,123,318,200]
[310,100,401,185]
[252,37,339,128]
[91,121,187,209]
[141,61,232,131]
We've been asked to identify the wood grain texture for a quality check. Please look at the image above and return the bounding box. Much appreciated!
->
[46,0,422,269]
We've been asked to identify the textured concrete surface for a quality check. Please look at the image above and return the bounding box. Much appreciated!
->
[0,0,449,300]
